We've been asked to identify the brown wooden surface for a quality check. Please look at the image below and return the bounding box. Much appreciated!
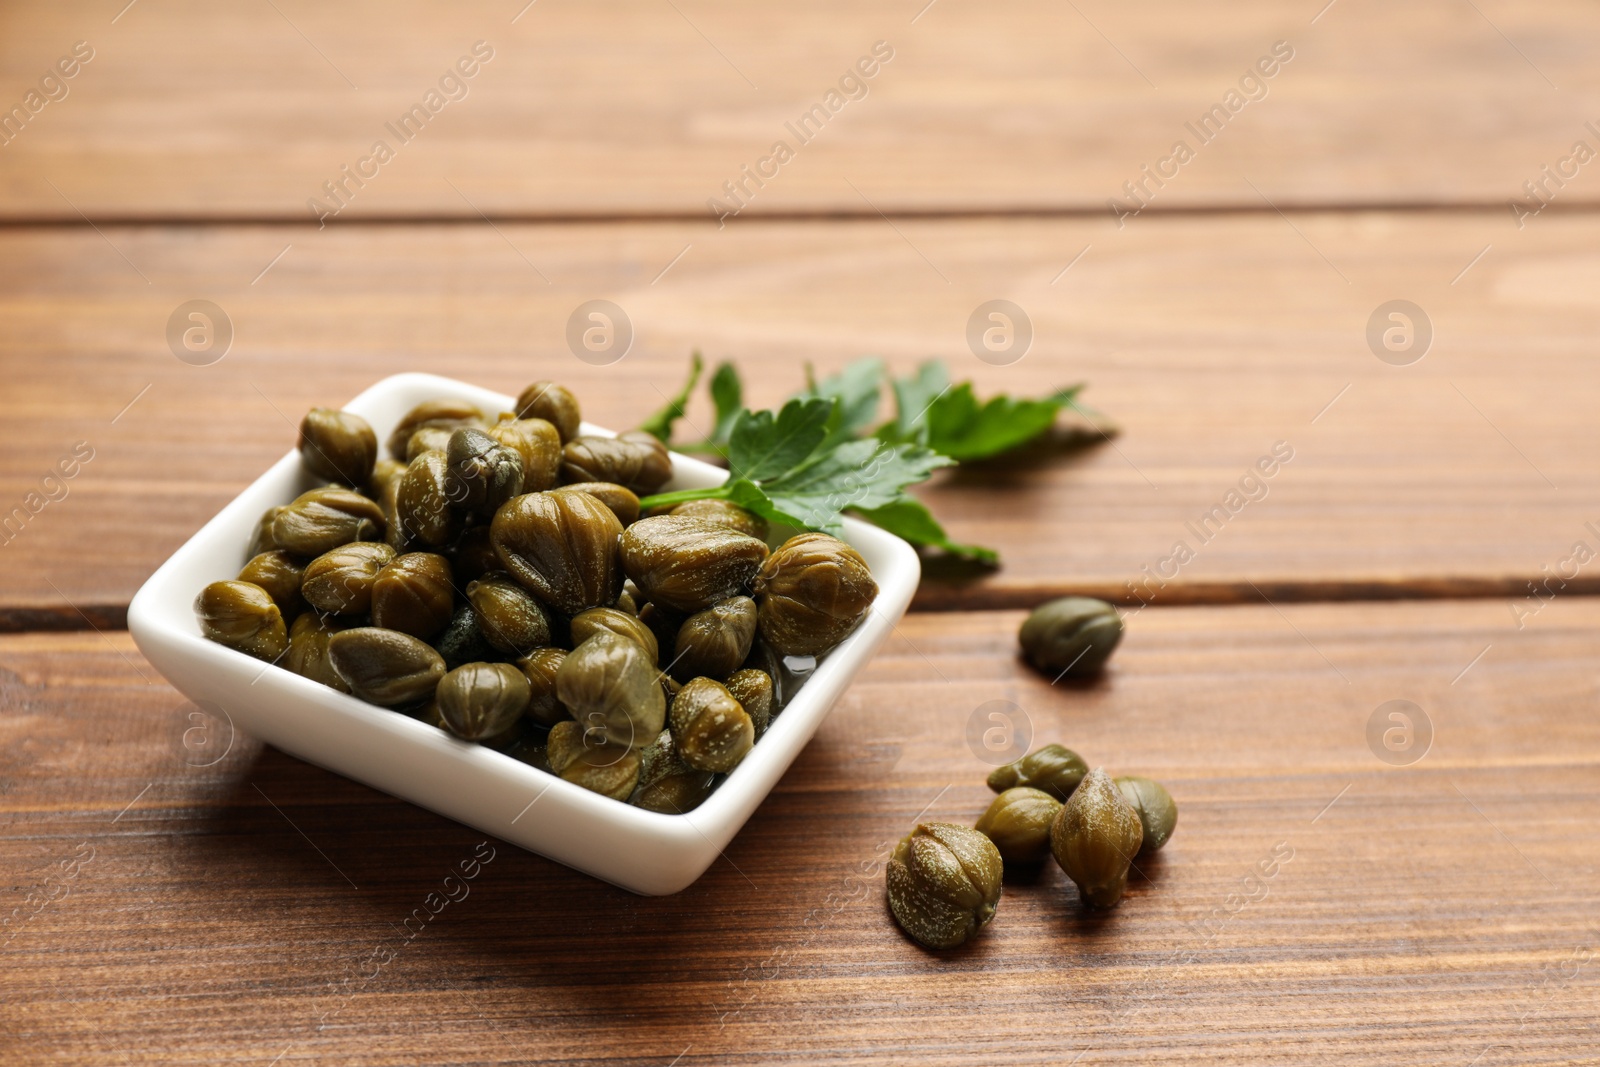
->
[6,3,1600,1063]
[3,212,1598,618]
[2,603,1598,1065]
[3,0,1600,219]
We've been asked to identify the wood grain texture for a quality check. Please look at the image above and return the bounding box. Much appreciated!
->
[2,212,1598,615]
[2,0,1598,219]
[1,601,1597,1065]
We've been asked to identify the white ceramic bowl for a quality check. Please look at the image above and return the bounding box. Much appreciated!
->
[128,372,919,895]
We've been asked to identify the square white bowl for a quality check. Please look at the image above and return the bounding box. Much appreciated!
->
[128,372,920,895]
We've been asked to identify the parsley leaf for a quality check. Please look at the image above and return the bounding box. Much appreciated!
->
[726,396,834,482]
[639,397,954,540]
[637,351,703,442]
[707,360,743,447]
[850,498,998,564]
[801,357,884,449]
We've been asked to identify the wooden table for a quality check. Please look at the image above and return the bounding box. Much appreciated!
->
[2,3,1597,1063]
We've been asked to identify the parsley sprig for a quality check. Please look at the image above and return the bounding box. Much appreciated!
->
[638,355,1113,565]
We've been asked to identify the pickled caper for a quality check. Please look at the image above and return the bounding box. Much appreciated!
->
[886,823,1003,950]
[516,647,568,727]
[490,490,622,615]
[327,627,446,707]
[669,677,753,773]
[974,787,1062,864]
[194,580,287,662]
[370,552,454,639]
[547,720,639,800]
[237,550,305,619]
[621,515,769,614]
[298,408,377,486]
[561,433,672,495]
[570,606,659,664]
[671,596,757,682]
[1050,768,1143,908]
[435,662,531,740]
[1116,775,1178,854]
[301,541,396,616]
[752,532,876,657]
[515,381,581,443]
[555,632,665,750]
[466,574,551,657]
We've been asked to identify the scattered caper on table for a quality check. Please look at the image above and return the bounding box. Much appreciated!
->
[1018,596,1123,678]
[886,823,1003,950]
[1050,767,1144,908]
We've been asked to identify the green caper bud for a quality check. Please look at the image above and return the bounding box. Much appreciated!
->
[669,677,753,773]
[448,525,500,584]
[1018,597,1123,678]
[986,743,1089,801]
[395,450,463,548]
[270,487,386,557]
[466,574,551,656]
[516,647,568,726]
[515,380,581,443]
[886,823,1003,950]
[435,662,531,740]
[670,498,768,540]
[367,458,408,502]
[487,414,562,492]
[547,720,639,800]
[194,580,288,661]
[286,612,350,692]
[301,541,396,615]
[555,632,665,749]
[723,668,773,737]
[632,730,715,814]
[620,515,769,614]
[751,532,876,657]
[238,550,306,619]
[432,604,498,670]
[386,398,484,459]
[327,627,446,707]
[1116,775,1178,854]
[370,552,454,639]
[446,427,524,513]
[552,481,641,526]
[974,787,1062,864]
[1050,768,1143,908]
[404,426,455,462]
[298,407,377,486]
[571,606,659,663]
[671,596,757,682]
[247,507,285,557]
[490,490,622,615]
[560,433,673,495]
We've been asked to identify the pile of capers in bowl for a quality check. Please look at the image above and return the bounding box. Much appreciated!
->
[193,382,879,814]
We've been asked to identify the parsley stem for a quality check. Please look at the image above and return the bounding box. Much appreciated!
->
[636,485,730,511]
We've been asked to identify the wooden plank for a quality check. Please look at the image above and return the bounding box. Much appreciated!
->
[3,212,1599,616]
[1,601,1597,1064]
[1,0,1598,218]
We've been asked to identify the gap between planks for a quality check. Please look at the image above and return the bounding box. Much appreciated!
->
[1,201,1598,229]
[0,575,1585,633]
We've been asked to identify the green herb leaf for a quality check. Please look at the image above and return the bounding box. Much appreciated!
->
[851,498,998,564]
[760,439,954,535]
[802,358,884,448]
[726,397,835,483]
[637,351,704,442]
[708,360,743,446]
[883,360,950,443]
